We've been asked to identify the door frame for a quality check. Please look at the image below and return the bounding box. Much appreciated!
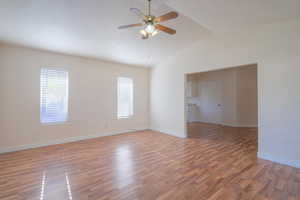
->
[184,63,258,138]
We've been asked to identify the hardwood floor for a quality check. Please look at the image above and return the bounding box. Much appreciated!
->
[0,123,299,200]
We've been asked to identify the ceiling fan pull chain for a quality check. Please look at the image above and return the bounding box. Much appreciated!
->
[148,0,151,16]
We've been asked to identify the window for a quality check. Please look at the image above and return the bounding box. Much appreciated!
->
[117,77,133,118]
[40,68,69,124]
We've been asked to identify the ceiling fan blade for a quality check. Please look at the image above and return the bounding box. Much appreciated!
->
[155,24,176,35]
[130,8,146,19]
[155,12,178,23]
[118,23,143,29]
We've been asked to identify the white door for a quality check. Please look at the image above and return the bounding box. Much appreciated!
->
[199,81,222,124]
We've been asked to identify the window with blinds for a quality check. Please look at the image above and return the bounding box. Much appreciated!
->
[117,77,134,119]
[40,68,69,124]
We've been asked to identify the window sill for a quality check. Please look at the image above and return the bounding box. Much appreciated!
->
[118,116,133,120]
[40,121,69,126]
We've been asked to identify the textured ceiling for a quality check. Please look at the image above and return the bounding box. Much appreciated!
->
[165,0,300,32]
[0,0,207,67]
[1,0,300,67]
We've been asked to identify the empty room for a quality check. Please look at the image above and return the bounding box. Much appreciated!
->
[0,0,300,200]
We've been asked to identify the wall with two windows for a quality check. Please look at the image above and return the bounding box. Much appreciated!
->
[0,44,149,152]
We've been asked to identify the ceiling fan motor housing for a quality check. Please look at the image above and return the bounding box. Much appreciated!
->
[145,16,156,25]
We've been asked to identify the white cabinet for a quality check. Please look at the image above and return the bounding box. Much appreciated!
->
[186,79,198,97]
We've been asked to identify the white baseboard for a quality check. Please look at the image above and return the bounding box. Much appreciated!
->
[258,152,300,169]
[150,128,187,138]
[188,120,258,128]
[221,123,258,128]
[0,128,147,154]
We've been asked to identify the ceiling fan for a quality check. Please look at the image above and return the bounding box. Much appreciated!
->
[118,0,179,39]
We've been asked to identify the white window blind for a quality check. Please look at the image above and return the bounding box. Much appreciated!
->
[40,68,69,124]
[118,77,133,118]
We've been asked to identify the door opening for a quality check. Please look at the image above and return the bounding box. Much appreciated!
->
[185,64,258,140]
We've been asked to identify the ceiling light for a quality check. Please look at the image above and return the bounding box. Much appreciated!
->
[140,24,159,39]
[145,24,156,34]
[140,29,149,39]
[151,29,159,36]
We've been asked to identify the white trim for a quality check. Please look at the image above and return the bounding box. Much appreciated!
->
[0,128,147,154]
[188,120,258,128]
[150,128,187,138]
[220,123,258,128]
[258,152,300,169]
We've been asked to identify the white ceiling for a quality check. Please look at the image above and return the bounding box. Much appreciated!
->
[0,0,207,67]
[1,0,300,67]
[165,0,300,32]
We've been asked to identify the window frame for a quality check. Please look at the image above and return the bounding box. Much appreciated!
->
[117,77,134,119]
[40,67,69,124]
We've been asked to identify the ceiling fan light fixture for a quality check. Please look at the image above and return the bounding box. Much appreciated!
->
[145,24,156,34]
[151,29,159,36]
[140,29,149,39]
[140,29,148,36]
[118,0,178,39]
[140,24,159,39]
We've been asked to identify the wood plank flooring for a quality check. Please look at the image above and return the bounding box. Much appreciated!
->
[0,123,299,200]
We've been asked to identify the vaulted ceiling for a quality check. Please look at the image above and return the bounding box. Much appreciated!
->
[165,0,300,32]
[1,0,300,67]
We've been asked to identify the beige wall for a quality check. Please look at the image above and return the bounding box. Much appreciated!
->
[187,65,257,127]
[236,65,258,126]
[197,68,237,125]
[150,19,300,168]
[0,45,150,152]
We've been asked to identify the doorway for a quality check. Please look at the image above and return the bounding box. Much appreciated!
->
[185,64,258,139]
